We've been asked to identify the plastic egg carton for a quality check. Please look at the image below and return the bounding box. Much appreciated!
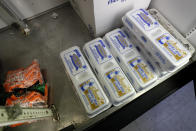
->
[121,26,168,77]
[83,38,136,106]
[60,46,111,118]
[122,9,191,72]
[104,28,157,91]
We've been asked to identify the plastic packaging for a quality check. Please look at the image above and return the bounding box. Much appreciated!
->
[3,60,44,92]
[3,61,47,127]
[122,9,191,72]
[121,26,168,77]
[60,46,111,118]
[6,91,47,108]
[104,29,157,91]
[6,83,48,108]
[83,38,136,106]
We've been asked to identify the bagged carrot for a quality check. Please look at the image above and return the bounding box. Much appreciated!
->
[6,84,48,108]
[3,60,43,92]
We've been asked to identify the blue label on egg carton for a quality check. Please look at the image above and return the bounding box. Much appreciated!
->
[80,78,106,111]
[64,49,87,76]
[156,33,187,62]
[89,40,113,64]
[109,30,133,54]
[131,9,159,31]
[105,67,131,98]
[128,57,155,84]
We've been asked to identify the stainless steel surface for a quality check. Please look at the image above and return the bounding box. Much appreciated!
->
[2,0,67,20]
[0,4,14,26]
[4,118,56,131]
[0,4,91,131]
[0,0,29,31]
[0,0,67,30]
[0,5,195,131]
[0,106,53,127]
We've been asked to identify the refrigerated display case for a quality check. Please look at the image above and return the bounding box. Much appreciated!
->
[0,0,196,131]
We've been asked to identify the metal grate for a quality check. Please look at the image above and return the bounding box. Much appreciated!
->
[0,106,53,127]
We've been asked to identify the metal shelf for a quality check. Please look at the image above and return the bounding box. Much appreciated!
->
[59,8,196,131]
[0,106,53,127]
[0,5,195,130]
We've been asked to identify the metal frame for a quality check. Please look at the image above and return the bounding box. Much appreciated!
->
[0,0,30,35]
[0,106,54,127]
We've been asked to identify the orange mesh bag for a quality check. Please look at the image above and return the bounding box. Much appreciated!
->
[3,60,43,92]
